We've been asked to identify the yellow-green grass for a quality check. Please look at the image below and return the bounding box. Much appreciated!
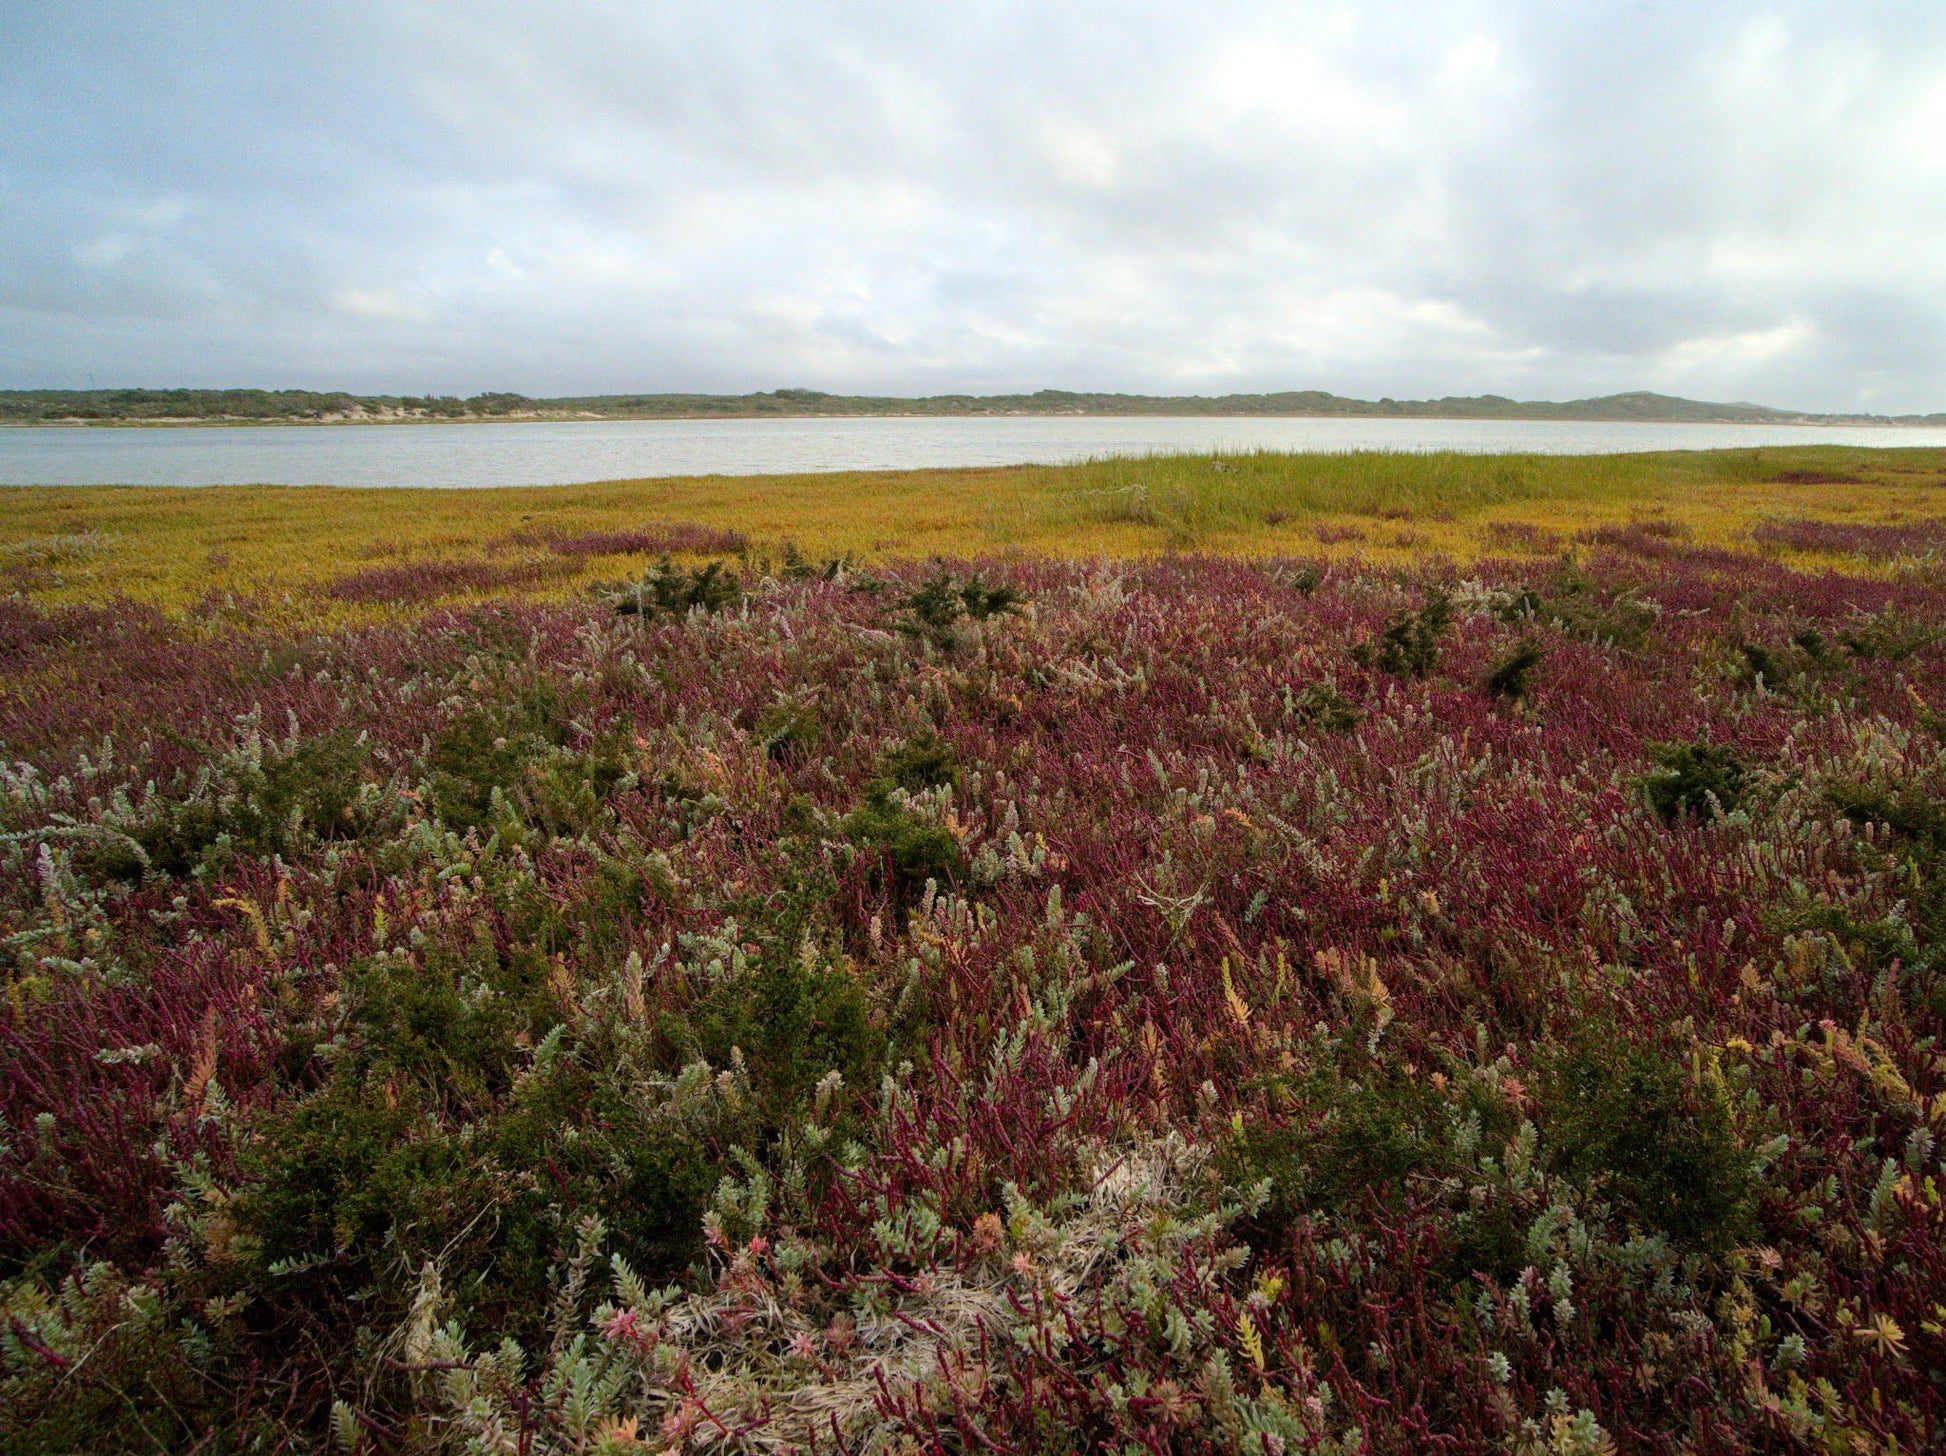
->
[4,444,1943,623]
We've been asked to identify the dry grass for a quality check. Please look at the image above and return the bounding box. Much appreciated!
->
[3,444,1943,620]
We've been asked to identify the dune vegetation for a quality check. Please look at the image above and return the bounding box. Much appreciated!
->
[2,448,1946,1452]
[3,446,1946,622]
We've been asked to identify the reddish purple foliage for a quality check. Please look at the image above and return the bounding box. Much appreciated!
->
[497,521,750,558]
[1576,519,1693,559]
[1750,516,1946,560]
[3,548,1944,1450]
[323,555,576,604]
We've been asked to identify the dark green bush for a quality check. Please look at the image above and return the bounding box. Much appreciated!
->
[1493,584,1545,622]
[842,791,963,895]
[877,728,960,795]
[79,730,374,881]
[1641,740,1749,821]
[346,941,557,1099]
[776,542,850,581]
[1288,681,1364,732]
[1352,588,1452,677]
[486,1061,729,1284]
[1540,1035,1754,1254]
[426,691,566,832]
[1484,637,1545,699]
[1225,1065,1454,1222]
[238,938,564,1274]
[0,1263,255,1455]
[663,952,880,1125]
[1738,641,1782,687]
[1837,609,1936,661]
[238,1078,460,1271]
[1772,901,1921,979]
[235,933,737,1349]
[1518,563,1658,649]
[427,692,629,838]
[1822,774,1946,1012]
[613,557,742,617]
[891,571,1025,648]
[523,733,633,837]
[239,1063,729,1342]
[1825,777,1946,849]
[1279,564,1323,595]
[755,699,823,765]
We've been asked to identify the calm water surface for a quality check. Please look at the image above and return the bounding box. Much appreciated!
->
[5,416,1945,488]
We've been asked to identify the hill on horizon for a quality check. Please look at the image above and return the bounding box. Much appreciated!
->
[2,385,1941,426]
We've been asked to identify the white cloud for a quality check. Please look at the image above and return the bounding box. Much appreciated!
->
[1,1,1944,409]
[75,235,136,268]
[1906,79,1946,169]
[1656,319,1817,381]
[1206,40,1407,146]
[329,288,431,323]
[1041,125,1119,191]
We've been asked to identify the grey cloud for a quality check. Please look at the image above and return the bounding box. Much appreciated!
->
[2,1,1944,408]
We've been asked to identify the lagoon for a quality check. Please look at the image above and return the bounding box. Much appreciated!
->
[6,415,1946,488]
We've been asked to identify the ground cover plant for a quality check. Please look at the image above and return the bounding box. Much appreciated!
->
[6,445,1946,615]
[3,466,1946,1452]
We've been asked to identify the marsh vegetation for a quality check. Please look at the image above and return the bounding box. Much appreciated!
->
[2,453,1945,1451]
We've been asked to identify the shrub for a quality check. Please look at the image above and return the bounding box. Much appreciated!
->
[1352,587,1452,677]
[78,729,376,882]
[426,703,563,833]
[611,557,742,617]
[663,951,881,1126]
[1539,1035,1755,1254]
[424,690,631,839]
[754,698,823,765]
[1287,680,1364,732]
[891,570,1025,648]
[233,931,739,1353]
[1640,740,1749,821]
[0,1262,246,1452]
[1273,562,1323,594]
[1822,774,1946,1009]
[1227,1066,1452,1222]
[1738,640,1782,687]
[841,791,963,896]
[1517,561,1659,649]
[775,542,852,580]
[1484,636,1546,699]
[877,728,960,795]
[1835,608,1937,661]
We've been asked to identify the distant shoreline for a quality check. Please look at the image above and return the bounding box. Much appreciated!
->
[5,386,1943,429]
[2,414,1937,430]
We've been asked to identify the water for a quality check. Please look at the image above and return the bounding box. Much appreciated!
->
[3,415,1944,488]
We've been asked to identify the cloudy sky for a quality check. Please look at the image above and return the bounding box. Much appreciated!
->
[3,2,1944,409]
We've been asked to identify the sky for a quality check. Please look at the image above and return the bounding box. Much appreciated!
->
[2,2,1945,411]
